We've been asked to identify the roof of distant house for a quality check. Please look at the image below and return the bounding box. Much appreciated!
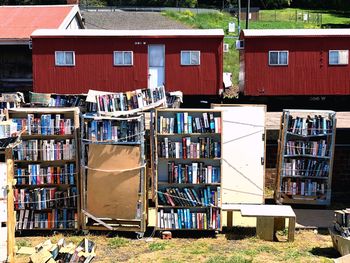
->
[31,28,224,37]
[242,28,350,38]
[0,5,82,43]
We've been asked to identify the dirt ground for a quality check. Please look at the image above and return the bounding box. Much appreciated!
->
[15,228,340,263]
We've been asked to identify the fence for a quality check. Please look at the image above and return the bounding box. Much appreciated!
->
[257,10,322,25]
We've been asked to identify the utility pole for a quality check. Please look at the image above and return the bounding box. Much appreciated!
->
[245,0,250,29]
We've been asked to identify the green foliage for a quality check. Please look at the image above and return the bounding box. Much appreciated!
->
[206,255,253,263]
[149,242,167,251]
[107,237,129,248]
[16,239,31,248]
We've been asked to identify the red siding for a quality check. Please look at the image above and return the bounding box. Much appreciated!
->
[32,36,223,95]
[242,36,350,96]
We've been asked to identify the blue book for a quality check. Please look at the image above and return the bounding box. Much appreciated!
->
[180,113,184,134]
[63,209,67,229]
[107,120,112,140]
[176,113,182,134]
[32,165,37,185]
[180,209,185,229]
[188,166,192,184]
[69,164,75,185]
[187,209,191,229]
[207,186,212,206]
[42,188,46,209]
[204,189,208,206]
[177,210,182,229]
[188,115,193,134]
[17,169,22,185]
[91,120,97,140]
[183,208,188,229]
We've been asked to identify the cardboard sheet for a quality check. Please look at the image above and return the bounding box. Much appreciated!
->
[87,144,141,219]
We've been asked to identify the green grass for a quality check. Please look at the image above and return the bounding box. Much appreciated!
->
[163,8,350,85]
[107,236,130,248]
[149,242,167,251]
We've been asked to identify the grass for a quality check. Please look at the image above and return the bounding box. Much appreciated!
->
[14,230,339,262]
[162,8,350,85]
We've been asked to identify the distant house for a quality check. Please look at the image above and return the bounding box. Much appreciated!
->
[31,29,224,95]
[0,5,84,92]
[239,29,350,96]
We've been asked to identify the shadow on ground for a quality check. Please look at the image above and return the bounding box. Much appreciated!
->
[310,246,340,259]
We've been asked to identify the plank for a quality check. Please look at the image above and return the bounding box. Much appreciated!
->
[240,205,295,218]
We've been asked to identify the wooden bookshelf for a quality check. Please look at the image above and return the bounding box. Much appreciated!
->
[8,107,81,231]
[80,113,147,235]
[275,109,336,206]
[155,109,222,231]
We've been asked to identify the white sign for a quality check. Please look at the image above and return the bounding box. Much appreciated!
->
[228,22,235,33]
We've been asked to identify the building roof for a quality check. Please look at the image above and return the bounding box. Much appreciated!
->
[31,28,224,38]
[242,29,350,38]
[82,11,191,30]
[0,5,82,44]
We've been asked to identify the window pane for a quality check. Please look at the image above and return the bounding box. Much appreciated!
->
[181,51,190,65]
[339,50,348,64]
[191,51,200,65]
[124,52,132,65]
[329,51,339,64]
[115,52,123,65]
[56,52,65,65]
[149,46,164,67]
[65,52,74,65]
[279,52,288,65]
[269,52,278,65]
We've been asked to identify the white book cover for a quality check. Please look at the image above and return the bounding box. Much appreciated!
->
[192,163,198,184]
[183,112,188,134]
[300,182,305,196]
[170,118,174,134]
[175,142,180,159]
[23,209,30,230]
[203,113,209,129]
[19,209,25,230]
[157,212,161,228]
[164,137,169,159]
[160,209,164,229]
[159,116,163,134]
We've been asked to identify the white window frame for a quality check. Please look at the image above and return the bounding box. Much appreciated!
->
[113,51,133,66]
[55,51,75,66]
[329,50,349,65]
[268,50,289,66]
[180,50,201,66]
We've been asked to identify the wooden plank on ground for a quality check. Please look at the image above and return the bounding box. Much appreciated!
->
[240,205,295,218]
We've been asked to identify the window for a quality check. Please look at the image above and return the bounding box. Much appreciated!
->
[55,51,75,66]
[181,51,200,66]
[268,51,288,66]
[329,50,348,65]
[114,51,133,66]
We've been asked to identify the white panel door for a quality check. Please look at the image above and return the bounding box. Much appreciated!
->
[148,45,165,89]
[212,105,266,204]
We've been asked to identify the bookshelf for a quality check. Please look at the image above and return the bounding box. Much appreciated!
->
[155,109,222,231]
[80,113,146,234]
[8,107,80,231]
[275,109,336,206]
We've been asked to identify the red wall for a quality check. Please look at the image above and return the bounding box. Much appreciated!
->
[242,36,350,96]
[32,36,223,95]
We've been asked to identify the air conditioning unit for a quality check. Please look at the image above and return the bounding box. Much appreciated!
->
[235,40,244,50]
[223,43,229,53]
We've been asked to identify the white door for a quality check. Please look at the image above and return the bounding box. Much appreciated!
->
[212,105,266,204]
[148,45,165,89]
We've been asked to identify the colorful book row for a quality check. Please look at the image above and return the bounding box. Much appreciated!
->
[158,137,221,159]
[15,164,75,185]
[15,187,78,210]
[12,114,73,135]
[84,119,140,142]
[287,115,333,136]
[158,186,221,207]
[96,86,165,113]
[157,208,220,230]
[13,139,76,161]
[282,179,326,197]
[285,140,329,157]
[166,162,220,184]
[283,159,329,178]
[16,209,78,230]
[158,112,221,134]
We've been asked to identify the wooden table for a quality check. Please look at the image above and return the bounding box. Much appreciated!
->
[222,204,296,242]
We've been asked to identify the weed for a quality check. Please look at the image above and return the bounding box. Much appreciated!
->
[107,236,129,248]
[16,239,31,248]
[149,242,166,251]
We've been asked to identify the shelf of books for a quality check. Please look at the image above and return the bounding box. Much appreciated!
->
[155,109,222,231]
[8,107,81,231]
[80,113,146,233]
[275,109,336,206]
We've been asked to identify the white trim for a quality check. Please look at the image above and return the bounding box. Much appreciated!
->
[180,50,201,66]
[58,5,83,29]
[55,51,75,66]
[329,50,349,65]
[31,29,225,37]
[243,28,350,37]
[113,51,133,66]
[268,50,289,66]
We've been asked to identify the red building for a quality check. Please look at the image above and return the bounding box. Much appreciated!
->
[239,29,350,96]
[0,5,83,92]
[31,29,224,95]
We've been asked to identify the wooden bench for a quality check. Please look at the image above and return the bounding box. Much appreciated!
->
[222,204,296,242]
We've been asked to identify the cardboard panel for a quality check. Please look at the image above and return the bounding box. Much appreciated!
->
[87,144,141,219]
[0,200,7,222]
[0,163,6,199]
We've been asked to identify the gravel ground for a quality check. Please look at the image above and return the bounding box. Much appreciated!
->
[82,11,192,30]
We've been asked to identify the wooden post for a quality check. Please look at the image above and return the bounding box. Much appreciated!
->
[6,148,14,263]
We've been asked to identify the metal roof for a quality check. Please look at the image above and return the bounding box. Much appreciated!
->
[242,28,350,37]
[0,5,81,43]
[31,28,225,37]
